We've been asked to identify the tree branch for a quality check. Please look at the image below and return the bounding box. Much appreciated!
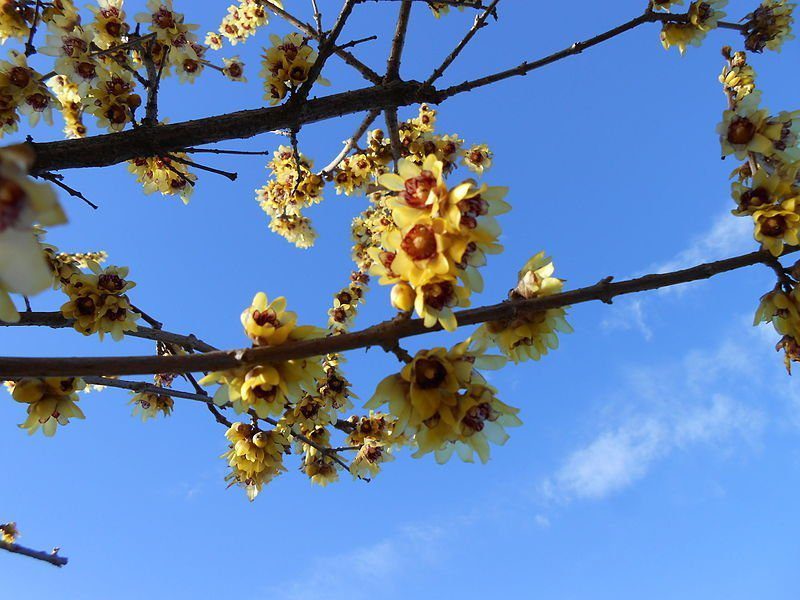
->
[385,0,412,81]
[0,247,790,378]
[5,312,218,353]
[425,0,500,86]
[30,80,432,173]
[319,109,380,175]
[260,0,382,84]
[0,541,68,568]
[434,9,744,100]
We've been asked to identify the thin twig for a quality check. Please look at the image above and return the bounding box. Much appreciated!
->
[24,0,42,57]
[425,0,500,86]
[166,153,238,181]
[1,246,793,378]
[183,148,272,156]
[383,109,402,166]
[435,9,745,100]
[293,0,359,103]
[0,541,68,568]
[311,0,323,33]
[37,172,98,209]
[337,34,378,51]
[319,109,381,175]
[385,0,412,81]
[259,0,382,84]
[7,312,218,353]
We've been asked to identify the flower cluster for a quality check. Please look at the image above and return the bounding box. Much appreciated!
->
[0,521,18,543]
[0,145,65,323]
[260,32,328,105]
[719,51,800,257]
[371,154,509,331]
[255,145,325,248]
[344,411,405,479]
[128,154,197,204]
[367,343,518,463]
[331,105,492,198]
[328,272,369,332]
[48,75,86,138]
[59,259,140,340]
[222,421,290,500]
[8,377,86,436]
[660,1,728,53]
[754,272,800,371]
[200,292,323,421]
[208,0,272,48]
[0,50,56,135]
[742,0,795,52]
[473,252,573,362]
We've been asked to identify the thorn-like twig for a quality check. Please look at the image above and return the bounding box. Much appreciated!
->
[319,109,381,176]
[166,153,238,181]
[38,172,99,209]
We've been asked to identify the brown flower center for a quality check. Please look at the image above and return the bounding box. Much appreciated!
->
[727,117,757,145]
[414,358,447,389]
[401,170,437,207]
[740,187,770,209]
[401,224,437,260]
[153,8,175,29]
[252,308,279,327]
[761,215,787,237]
[422,281,455,310]
[75,297,96,316]
[9,67,30,88]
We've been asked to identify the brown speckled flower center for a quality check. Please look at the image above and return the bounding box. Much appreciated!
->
[401,224,437,260]
[414,358,447,389]
[728,117,756,145]
[402,170,437,207]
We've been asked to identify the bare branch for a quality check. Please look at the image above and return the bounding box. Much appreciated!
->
[319,109,380,175]
[385,0,413,81]
[36,172,98,209]
[0,541,68,568]
[6,312,218,353]
[0,247,792,378]
[434,9,744,100]
[425,0,500,86]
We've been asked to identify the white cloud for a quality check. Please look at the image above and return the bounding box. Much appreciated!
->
[540,323,769,504]
[651,211,752,276]
[268,523,446,600]
[600,298,653,340]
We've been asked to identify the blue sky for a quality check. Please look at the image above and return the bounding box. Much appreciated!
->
[2,1,800,597]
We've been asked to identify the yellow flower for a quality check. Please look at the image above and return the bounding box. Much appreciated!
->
[473,252,572,362]
[129,391,174,421]
[731,168,794,215]
[0,522,19,544]
[461,144,493,175]
[241,292,297,346]
[350,439,395,479]
[222,422,289,500]
[752,198,800,256]
[743,0,796,52]
[717,92,777,159]
[421,383,521,464]
[10,377,86,436]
